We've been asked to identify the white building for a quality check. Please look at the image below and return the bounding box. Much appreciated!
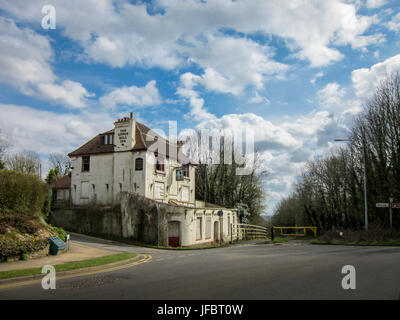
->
[68,113,196,206]
[64,113,240,246]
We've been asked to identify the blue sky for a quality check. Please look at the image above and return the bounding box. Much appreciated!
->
[0,0,400,215]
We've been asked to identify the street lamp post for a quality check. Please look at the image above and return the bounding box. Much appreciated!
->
[334,138,368,231]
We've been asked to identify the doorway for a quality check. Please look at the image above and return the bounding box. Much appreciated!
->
[168,221,180,247]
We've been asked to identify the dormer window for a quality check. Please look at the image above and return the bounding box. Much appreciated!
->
[101,134,114,145]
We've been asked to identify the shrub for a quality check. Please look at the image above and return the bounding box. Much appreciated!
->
[320,227,400,243]
[0,237,49,261]
[0,170,48,216]
[48,225,67,242]
[0,214,40,235]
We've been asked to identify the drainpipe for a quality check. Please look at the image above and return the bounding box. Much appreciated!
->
[157,204,160,245]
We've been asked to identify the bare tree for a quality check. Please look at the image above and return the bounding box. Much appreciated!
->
[273,73,400,231]
[48,153,71,175]
[5,151,41,175]
[0,129,10,168]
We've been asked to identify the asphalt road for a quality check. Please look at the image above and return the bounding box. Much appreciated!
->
[0,233,399,300]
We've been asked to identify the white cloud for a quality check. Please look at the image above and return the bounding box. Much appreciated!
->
[197,113,302,151]
[0,0,383,77]
[351,54,400,99]
[318,83,347,109]
[249,91,270,104]
[100,80,162,109]
[0,17,93,108]
[185,35,289,95]
[310,72,324,84]
[386,12,400,32]
[365,0,388,9]
[176,73,216,122]
[0,104,114,156]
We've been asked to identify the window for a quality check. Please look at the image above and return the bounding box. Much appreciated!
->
[81,182,89,199]
[196,217,202,240]
[155,159,165,172]
[82,156,90,172]
[101,134,114,144]
[184,165,189,178]
[135,158,143,171]
[205,217,211,239]
[181,186,189,202]
[154,182,165,199]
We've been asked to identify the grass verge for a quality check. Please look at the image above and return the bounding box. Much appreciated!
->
[0,252,135,280]
[311,239,400,246]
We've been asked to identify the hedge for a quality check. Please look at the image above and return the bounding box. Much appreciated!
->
[0,237,49,262]
[0,170,48,215]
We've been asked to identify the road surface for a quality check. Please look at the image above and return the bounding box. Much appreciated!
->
[0,233,399,300]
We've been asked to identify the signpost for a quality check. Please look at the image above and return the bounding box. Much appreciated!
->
[376,199,400,228]
[376,203,389,208]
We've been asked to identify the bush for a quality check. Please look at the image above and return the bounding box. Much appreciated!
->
[0,214,40,235]
[48,225,67,242]
[0,237,49,261]
[320,227,400,243]
[0,170,48,216]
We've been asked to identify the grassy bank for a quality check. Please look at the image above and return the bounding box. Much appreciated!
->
[0,252,135,280]
[311,239,400,246]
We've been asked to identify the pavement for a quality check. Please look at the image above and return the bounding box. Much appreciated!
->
[0,233,399,300]
[0,241,114,272]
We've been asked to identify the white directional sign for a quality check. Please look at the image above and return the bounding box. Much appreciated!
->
[376,203,389,208]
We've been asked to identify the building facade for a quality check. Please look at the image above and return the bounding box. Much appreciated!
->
[63,113,240,246]
[68,113,196,207]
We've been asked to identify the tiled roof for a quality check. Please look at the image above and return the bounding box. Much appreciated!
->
[53,175,71,189]
[68,120,193,164]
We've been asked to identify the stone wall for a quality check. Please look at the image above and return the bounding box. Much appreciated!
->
[50,192,186,246]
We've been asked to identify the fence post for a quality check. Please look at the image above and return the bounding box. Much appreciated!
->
[271,226,274,241]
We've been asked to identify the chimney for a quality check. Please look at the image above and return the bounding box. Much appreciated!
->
[177,140,186,154]
[130,112,133,120]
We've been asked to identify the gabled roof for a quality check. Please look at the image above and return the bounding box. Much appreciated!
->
[68,120,194,164]
[52,175,71,189]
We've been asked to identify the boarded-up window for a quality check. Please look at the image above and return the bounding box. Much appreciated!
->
[205,217,211,239]
[81,181,89,198]
[196,217,202,240]
[181,186,189,202]
[154,182,165,199]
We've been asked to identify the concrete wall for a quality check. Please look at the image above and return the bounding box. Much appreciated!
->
[70,151,195,207]
[51,192,239,247]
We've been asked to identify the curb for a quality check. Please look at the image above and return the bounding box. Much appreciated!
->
[0,254,152,290]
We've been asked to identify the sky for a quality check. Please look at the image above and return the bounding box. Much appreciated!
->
[0,0,400,215]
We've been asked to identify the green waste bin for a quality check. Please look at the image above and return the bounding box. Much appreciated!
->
[49,237,67,255]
